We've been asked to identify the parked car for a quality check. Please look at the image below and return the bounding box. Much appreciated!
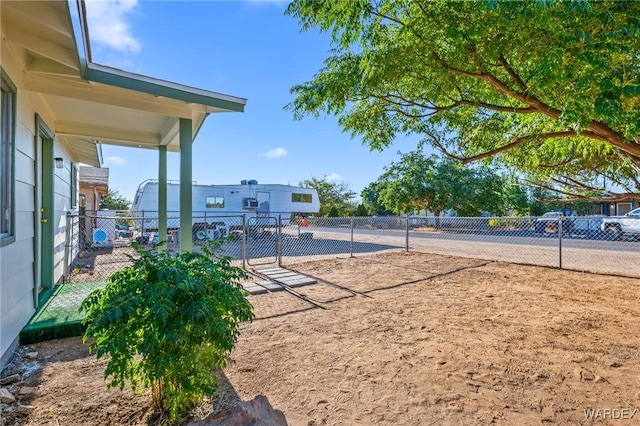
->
[534,211,575,234]
[600,207,640,240]
[571,215,606,238]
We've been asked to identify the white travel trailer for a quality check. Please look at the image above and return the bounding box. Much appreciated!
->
[131,179,320,239]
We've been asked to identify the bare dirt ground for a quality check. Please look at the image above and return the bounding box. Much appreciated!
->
[2,251,640,425]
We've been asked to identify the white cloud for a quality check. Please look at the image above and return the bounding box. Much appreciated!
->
[105,155,129,166]
[326,172,343,182]
[86,0,142,54]
[262,147,288,159]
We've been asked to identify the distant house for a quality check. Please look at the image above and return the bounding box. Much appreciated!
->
[0,0,246,368]
[79,166,109,213]
[600,195,640,216]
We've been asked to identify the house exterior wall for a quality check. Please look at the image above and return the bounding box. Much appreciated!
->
[53,154,76,281]
[78,185,102,246]
[0,42,79,368]
[601,200,638,216]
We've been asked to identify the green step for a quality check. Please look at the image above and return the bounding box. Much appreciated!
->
[20,281,106,344]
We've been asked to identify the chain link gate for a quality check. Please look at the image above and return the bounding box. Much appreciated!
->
[246,216,279,267]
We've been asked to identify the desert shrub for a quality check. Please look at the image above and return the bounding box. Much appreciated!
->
[80,240,254,422]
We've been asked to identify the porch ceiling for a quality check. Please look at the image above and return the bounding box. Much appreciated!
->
[1,0,246,167]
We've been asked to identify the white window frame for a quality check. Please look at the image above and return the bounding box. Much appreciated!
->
[292,193,313,203]
[205,196,224,208]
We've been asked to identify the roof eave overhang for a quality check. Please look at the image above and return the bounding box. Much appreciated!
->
[49,0,246,164]
[69,0,246,112]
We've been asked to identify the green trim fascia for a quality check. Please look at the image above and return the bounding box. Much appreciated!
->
[1,68,17,244]
[66,0,90,76]
[96,142,103,166]
[84,67,246,112]
[68,1,245,113]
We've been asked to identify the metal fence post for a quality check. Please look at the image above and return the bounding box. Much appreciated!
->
[350,217,354,257]
[242,214,246,270]
[558,217,563,269]
[278,214,283,267]
[406,216,410,252]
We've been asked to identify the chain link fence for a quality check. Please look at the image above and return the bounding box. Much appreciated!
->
[64,213,640,284]
[406,215,640,277]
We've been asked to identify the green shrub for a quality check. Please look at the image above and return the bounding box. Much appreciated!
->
[488,218,501,227]
[354,204,368,217]
[80,240,254,422]
[327,206,340,217]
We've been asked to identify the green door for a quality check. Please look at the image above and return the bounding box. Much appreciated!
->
[35,117,55,306]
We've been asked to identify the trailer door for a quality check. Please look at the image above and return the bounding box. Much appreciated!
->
[257,191,270,216]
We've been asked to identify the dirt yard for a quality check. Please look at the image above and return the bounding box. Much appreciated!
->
[2,251,639,425]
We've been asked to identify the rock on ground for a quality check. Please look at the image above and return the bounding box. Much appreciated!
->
[191,394,287,426]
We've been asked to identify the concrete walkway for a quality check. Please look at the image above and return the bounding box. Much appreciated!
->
[241,266,317,295]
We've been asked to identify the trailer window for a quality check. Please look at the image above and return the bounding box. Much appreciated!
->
[206,196,224,208]
[292,193,312,203]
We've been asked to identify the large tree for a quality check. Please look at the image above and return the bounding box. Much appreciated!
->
[371,152,516,217]
[286,0,640,201]
[100,189,131,211]
[361,180,395,216]
[300,176,354,216]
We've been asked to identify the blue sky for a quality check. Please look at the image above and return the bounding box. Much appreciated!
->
[85,0,420,203]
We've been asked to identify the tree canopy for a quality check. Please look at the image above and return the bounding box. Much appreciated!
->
[100,189,131,211]
[361,180,395,216]
[370,152,520,216]
[300,176,355,216]
[286,0,640,201]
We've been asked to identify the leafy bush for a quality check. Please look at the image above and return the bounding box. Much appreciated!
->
[354,204,368,217]
[327,206,340,217]
[80,240,254,422]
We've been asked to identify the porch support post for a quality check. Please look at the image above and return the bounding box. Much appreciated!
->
[158,145,167,250]
[179,118,193,252]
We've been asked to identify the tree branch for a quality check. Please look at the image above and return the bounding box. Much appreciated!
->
[459,100,537,114]
[551,176,616,196]
[499,55,527,91]
[537,158,575,169]
[433,50,640,157]
[389,107,438,119]
[524,179,588,199]
[377,91,539,115]
[458,131,588,164]
[361,6,640,159]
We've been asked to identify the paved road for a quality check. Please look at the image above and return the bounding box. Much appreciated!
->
[278,225,640,277]
[297,225,640,252]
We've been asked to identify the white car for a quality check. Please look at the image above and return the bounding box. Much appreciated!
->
[600,207,640,239]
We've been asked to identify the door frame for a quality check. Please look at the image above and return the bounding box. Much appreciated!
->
[616,202,632,216]
[34,114,55,307]
[257,191,270,216]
